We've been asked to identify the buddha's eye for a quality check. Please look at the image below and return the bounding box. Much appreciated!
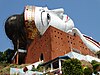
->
[47,13,51,25]
[47,13,50,20]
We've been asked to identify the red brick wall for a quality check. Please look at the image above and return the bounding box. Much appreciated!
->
[49,26,95,60]
[25,26,95,64]
[25,27,52,63]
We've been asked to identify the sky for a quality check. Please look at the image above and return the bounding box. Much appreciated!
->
[0,0,100,52]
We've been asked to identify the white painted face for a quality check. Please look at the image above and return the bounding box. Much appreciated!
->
[35,6,74,35]
[25,5,74,35]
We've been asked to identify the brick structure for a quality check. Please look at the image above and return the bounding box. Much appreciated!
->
[25,26,95,64]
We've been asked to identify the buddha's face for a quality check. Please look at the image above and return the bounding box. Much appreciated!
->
[24,5,74,35]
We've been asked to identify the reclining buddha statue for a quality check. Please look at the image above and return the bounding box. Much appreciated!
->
[5,5,100,53]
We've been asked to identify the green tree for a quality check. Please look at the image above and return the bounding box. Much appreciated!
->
[4,49,15,63]
[0,49,15,63]
[0,51,3,62]
[0,51,7,63]
[91,60,100,74]
[91,60,98,65]
[83,66,92,75]
[62,58,83,75]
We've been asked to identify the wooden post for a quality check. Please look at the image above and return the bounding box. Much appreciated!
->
[16,51,19,64]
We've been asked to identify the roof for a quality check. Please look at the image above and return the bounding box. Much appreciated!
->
[65,52,86,60]
[40,55,70,66]
[65,52,100,62]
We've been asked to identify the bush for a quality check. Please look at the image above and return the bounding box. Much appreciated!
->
[31,67,38,71]
[91,60,98,65]
[91,60,100,74]
[83,66,92,75]
[62,58,83,75]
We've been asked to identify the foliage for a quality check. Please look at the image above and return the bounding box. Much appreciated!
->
[93,63,100,70]
[0,49,15,63]
[37,64,44,72]
[93,63,100,74]
[83,66,92,75]
[96,51,100,58]
[0,51,7,63]
[91,60,98,65]
[31,67,38,71]
[62,58,83,75]
[0,51,3,59]
[96,51,100,54]
[91,60,100,74]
